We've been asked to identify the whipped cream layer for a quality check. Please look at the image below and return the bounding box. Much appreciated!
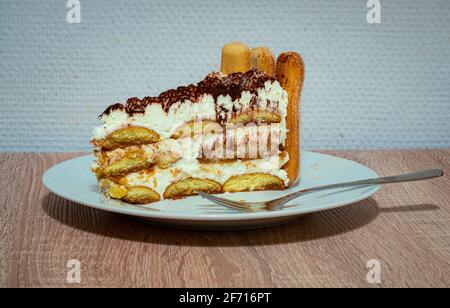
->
[123,153,289,197]
[92,70,288,143]
[94,123,284,170]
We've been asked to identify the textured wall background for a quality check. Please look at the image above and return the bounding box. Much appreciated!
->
[0,0,449,152]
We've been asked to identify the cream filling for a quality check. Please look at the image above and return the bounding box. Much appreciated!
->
[123,153,289,198]
[93,123,284,170]
[92,80,288,144]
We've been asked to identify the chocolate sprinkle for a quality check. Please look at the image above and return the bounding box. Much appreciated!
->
[99,69,275,119]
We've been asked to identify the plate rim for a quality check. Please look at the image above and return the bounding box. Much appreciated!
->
[42,151,380,222]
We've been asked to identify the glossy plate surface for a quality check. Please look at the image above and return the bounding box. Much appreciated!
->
[42,151,379,230]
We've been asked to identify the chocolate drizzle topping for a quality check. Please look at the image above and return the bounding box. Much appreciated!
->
[99,69,276,119]
[101,103,125,115]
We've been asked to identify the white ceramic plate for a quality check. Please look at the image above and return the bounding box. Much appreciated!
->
[42,151,379,230]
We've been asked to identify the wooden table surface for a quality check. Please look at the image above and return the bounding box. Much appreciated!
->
[1,150,449,288]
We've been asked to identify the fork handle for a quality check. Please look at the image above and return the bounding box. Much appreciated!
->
[279,169,444,205]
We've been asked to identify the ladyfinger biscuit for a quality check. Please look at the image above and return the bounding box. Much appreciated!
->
[122,186,161,204]
[100,179,161,204]
[220,42,251,75]
[171,120,222,139]
[223,173,285,193]
[164,178,222,200]
[93,126,160,151]
[250,47,276,77]
[276,52,304,186]
[94,157,151,178]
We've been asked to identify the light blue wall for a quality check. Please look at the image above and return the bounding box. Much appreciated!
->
[0,0,449,152]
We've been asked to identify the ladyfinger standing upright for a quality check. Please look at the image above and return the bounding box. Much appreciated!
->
[220,42,251,75]
[276,52,305,186]
[250,47,276,77]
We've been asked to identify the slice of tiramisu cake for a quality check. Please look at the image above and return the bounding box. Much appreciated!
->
[91,43,304,204]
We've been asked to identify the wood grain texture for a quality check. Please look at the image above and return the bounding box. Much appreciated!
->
[1,150,450,288]
[0,154,29,287]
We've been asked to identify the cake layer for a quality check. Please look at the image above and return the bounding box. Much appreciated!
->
[99,153,289,203]
[92,70,288,144]
[92,126,160,151]
[93,119,283,154]
[92,125,284,178]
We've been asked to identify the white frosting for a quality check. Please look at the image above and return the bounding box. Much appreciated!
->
[92,79,289,144]
[95,122,284,175]
[124,154,289,197]
[92,109,130,140]
[133,95,217,140]
[258,81,289,143]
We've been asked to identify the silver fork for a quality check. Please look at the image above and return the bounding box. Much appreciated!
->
[199,169,444,212]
